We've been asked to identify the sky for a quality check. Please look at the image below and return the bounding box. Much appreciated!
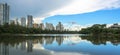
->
[0,0,120,30]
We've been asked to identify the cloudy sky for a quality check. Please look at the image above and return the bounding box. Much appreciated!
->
[0,0,120,30]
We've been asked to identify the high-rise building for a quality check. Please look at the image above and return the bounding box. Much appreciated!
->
[10,20,15,25]
[27,15,33,28]
[0,3,10,25]
[21,17,26,27]
[39,23,44,30]
[45,23,54,30]
[15,18,19,25]
[33,23,39,28]
[56,22,64,31]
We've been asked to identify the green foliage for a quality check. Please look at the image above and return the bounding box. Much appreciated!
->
[79,24,120,34]
[0,24,78,34]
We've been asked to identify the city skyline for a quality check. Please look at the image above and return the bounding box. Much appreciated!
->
[0,0,120,30]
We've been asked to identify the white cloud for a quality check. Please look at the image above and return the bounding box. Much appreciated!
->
[33,17,45,23]
[63,23,93,31]
[35,0,120,23]
[51,0,120,15]
[106,24,113,28]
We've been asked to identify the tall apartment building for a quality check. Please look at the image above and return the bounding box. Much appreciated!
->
[45,23,54,30]
[21,17,26,27]
[56,22,64,31]
[0,3,9,25]
[15,18,19,25]
[10,20,15,25]
[40,23,44,30]
[33,23,39,28]
[27,15,33,28]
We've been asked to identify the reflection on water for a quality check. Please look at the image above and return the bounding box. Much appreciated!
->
[0,34,120,55]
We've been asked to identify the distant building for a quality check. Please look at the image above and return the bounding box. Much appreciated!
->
[15,18,19,25]
[46,23,54,30]
[39,23,44,30]
[21,17,26,27]
[27,15,33,28]
[10,20,15,25]
[110,23,120,29]
[56,22,64,31]
[0,3,10,25]
[33,23,39,28]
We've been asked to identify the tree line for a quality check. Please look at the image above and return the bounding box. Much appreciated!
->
[0,24,78,34]
[79,24,120,34]
[1,24,120,34]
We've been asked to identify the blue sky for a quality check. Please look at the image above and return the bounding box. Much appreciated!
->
[43,8,120,25]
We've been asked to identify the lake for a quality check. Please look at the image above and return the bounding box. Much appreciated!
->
[0,34,120,55]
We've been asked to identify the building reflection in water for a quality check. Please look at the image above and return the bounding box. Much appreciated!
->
[56,36,64,46]
[45,37,54,45]
[80,34,120,46]
[0,37,53,55]
[27,40,33,52]
[0,34,82,55]
[0,43,9,55]
[43,35,81,46]
[21,42,26,50]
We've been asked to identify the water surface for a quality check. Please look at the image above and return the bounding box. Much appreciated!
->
[0,34,120,55]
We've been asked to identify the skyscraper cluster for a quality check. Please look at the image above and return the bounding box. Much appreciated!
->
[0,3,64,31]
[46,23,54,30]
[0,3,33,28]
[44,22,64,31]
[9,15,33,28]
[56,22,64,31]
